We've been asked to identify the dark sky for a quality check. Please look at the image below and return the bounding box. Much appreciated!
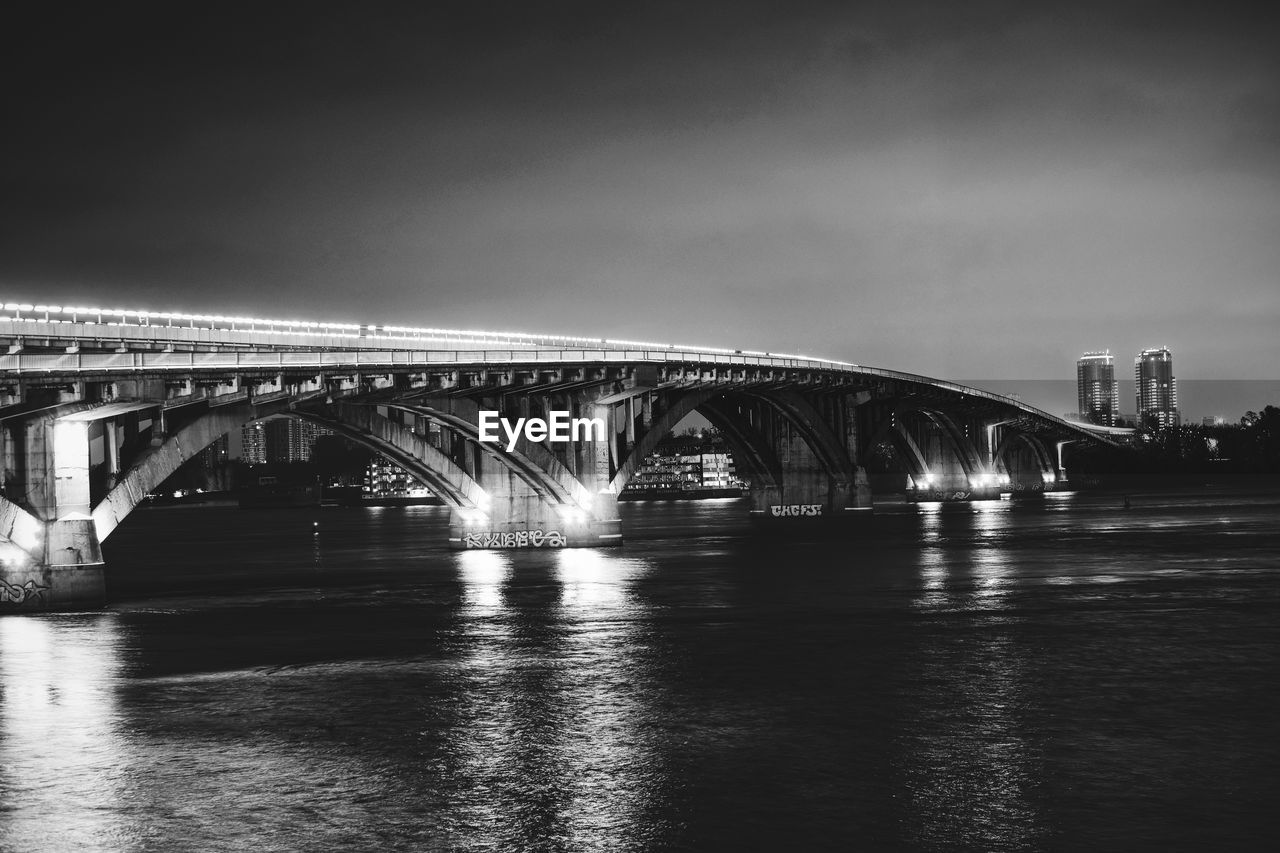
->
[3,1,1277,378]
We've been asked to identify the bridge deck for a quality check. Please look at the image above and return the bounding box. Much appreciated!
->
[0,309,1129,440]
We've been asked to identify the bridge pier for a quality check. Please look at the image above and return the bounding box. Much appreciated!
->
[2,411,108,610]
[2,514,106,612]
[906,425,1000,502]
[448,508,619,549]
[447,461,620,550]
[433,398,622,551]
[988,426,1059,497]
[8,517,106,610]
[746,412,873,526]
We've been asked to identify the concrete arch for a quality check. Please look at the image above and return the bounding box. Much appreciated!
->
[869,406,981,480]
[382,403,594,511]
[92,403,261,541]
[863,415,930,479]
[91,402,486,542]
[698,397,782,489]
[607,387,728,493]
[992,430,1054,478]
[0,493,41,560]
[886,422,931,479]
[608,386,851,494]
[292,404,488,508]
[608,386,864,495]
[915,408,984,476]
[742,389,854,482]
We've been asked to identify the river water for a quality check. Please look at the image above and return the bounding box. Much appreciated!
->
[2,486,1279,851]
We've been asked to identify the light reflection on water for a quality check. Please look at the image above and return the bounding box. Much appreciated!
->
[553,551,658,850]
[0,489,1277,851]
[458,549,512,616]
[0,616,132,850]
[441,548,663,850]
[907,500,1040,849]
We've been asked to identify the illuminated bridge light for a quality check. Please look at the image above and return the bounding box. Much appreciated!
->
[456,508,489,526]
[969,472,998,489]
[0,295,1121,435]
[3,299,860,369]
[554,505,589,524]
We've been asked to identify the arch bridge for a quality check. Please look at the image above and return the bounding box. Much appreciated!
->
[0,304,1124,610]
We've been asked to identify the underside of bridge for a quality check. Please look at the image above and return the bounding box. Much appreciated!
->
[0,317,1114,611]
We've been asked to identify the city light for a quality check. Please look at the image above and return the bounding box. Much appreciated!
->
[456,509,489,526]
[555,505,588,524]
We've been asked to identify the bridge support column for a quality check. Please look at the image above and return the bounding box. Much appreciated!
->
[11,516,106,610]
[853,466,872,508]
[447,456,620,551]
[1,418,107,611]
[997,435,1056,497]
[582,400,622,543]
[908,426,999,502]
[748,425,862,526]
[844,396,874,512]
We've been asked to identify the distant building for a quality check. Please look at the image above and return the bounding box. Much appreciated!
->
[270,418,332,462]
[1076,351,1119,426]
[699,452,735,488]
[241,418,333,463]
[241,422,268,464]
[1202,416,1225,427]
[1135,347,1179,429]
[197,434,230,470]
[624,453,685,493]
[364,457,430,499]
[632,451,738,488]
[620,437,743,498]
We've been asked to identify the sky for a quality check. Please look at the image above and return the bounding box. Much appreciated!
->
[2,1,1277,380]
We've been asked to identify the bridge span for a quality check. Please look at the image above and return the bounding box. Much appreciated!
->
[0,302,1123,610]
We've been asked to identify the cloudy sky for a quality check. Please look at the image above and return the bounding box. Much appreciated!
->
[2,1,1276,379]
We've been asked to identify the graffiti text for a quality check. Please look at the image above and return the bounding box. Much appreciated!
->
[463,530,568,549]
[770,504,823,517]
[0,578,49,607]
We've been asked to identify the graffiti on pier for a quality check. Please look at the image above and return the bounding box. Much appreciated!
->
[463,530,568,549]
[770,504,823,517]
[0,578,49,607]
[916,490,973,501]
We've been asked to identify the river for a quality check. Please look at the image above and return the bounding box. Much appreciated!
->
[2,486,1278,851]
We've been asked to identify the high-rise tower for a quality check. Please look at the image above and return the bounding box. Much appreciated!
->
[1135,347,1178,429]
[1076,351,1119,426]
[241,421,267,463]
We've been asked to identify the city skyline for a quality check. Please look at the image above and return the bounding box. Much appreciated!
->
[1136,346,1180,428]
[2,2,1277,380]
[1077,350,1120,426]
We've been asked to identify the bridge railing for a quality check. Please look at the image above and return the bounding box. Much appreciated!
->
[0,346,846,374]
[1,312,1123,440]
[1,312,767,358]
[0,312,871,368]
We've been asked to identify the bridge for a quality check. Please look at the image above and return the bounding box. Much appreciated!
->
[0,301,1124,610]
